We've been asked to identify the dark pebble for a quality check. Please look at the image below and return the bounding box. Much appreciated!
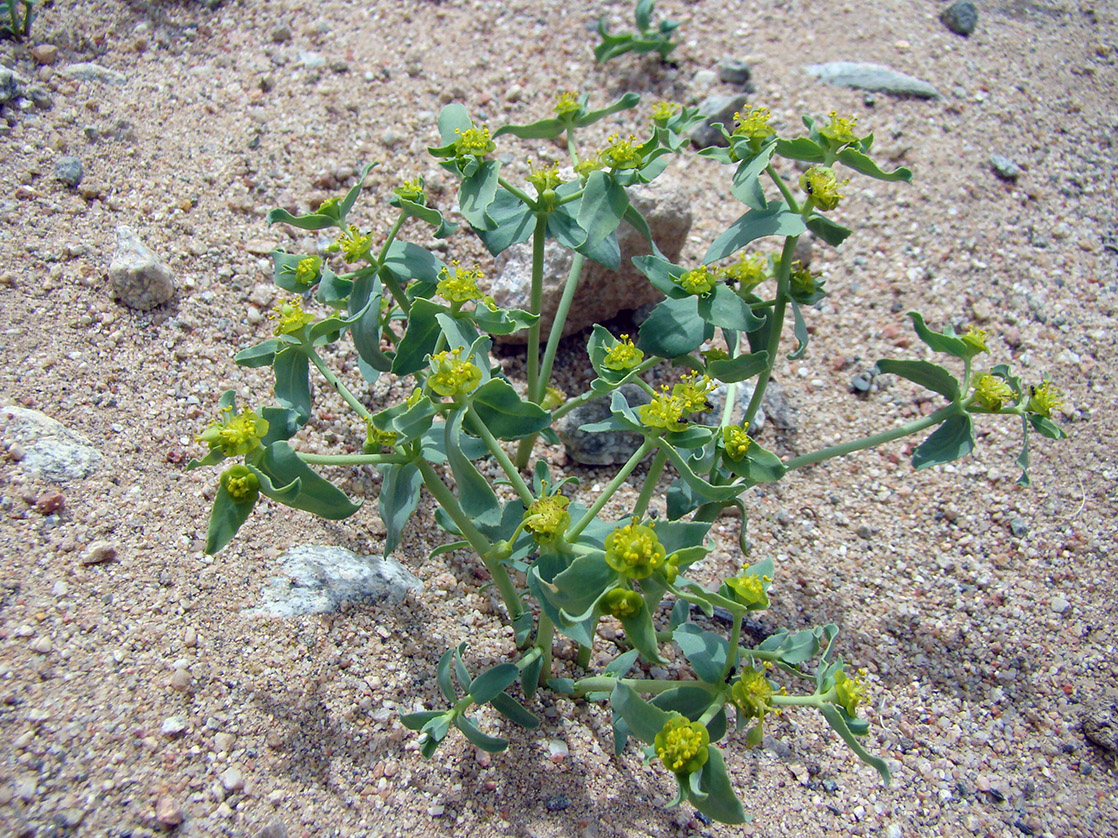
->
[718,58,751,85]
[54,156,83,188]
[850,372,874,394]
[1014,820,1034,836]
[1008,517,1029,537]
[941,1,978,36]
[545,794,570,812]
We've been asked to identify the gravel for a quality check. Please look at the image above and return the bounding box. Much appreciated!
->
[0,1,1114,837]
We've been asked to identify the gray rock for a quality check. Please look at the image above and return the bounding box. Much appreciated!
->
[270,24,293,43]
[760,378,796,430]
[718,58,752,86]
[698,381,767,434]
[59,63,127,85]
[1082,693,1118,752]
[26,85,53,110]
[1008,516,1029,537]
[545,794,570,812]
[0,407,102,482]
[1049,596,1070,614]
[54,156,83,188]
[299,51,326,70]
[0,66,24,103]
[941,1,978,36]
[248,545,423,617]
[689,93,749,149]
[556,383,651,466]
[490,178,690,343]
[990,154,1023,181]
[109,225,175,310]
[803,62,940,99]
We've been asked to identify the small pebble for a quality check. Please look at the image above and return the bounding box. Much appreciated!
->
[34,491,64,514]
[214,732,235,752]
[1008,517,1028,537]
[80,540,118,565]
[545,793,570,811]
[717,58,751,85]
[169,668,192,691]
[1049,596,1070,614]
[155,794,183,827]
[991,154,1023,181]
[54,156,83,188]
[161,716,187,737]
[31,44,59,65]
[547,739,569,761]
[941,1,978,36]
[220,766,244,792]
[29,637,52,654]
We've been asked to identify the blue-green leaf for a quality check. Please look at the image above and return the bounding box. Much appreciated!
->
[266,208,339,231]
[907,311,969,358]
[490,693,540,728]
[455,715,509,754]
[578,171,629,248]
[806,214,853,247]
[469,379,551,440]
[611,682,673,744]
[673,624,729,684]
[257,442,361,519]
[820,704,891,784]
[460,160,501,229]
[698,284,765,332]
[445,410,501,526]
[912,414,974,470]
[379,463,422,555]
[473,188,536,256]
[392,298,445,376]
[731,145,776,210]
[469,663,520,705]
[707,351,769,383]
[691,747,748,824]
[235,338,284,369]
[436,647,457,702]
[874,359,960,400]
[273,348,311,423]
[704,205,807,263]
[836,148,911,183]
[637,296,712,359]
[204,484,256,555]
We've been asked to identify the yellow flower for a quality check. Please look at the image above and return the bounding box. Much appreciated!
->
[317,196,343,218]
[542,386,566,411]
[675,265,717,296]
[294,256,322,287]
[725,571,770,608]
[973,372,1016,411]
[651,101,679,124]
[599,134,644,170]
[1027,380,1063,419]
[654,716,710,776]
[672,372,715,414]
[603,587,643,619]
[661,554,680,584]
[523,494,570,545]
[604,521,666,579]
[800,166,847,212]
[820,111,860,147]
[554,90,581,117]
[220,465,260,504]
[330,225,373,262]
[270,297,316,336]
[731,106,775,141]
[428,348,483,398]
[637,386,687,432]
[364,418,399,453]
[454,126,495,158]
[603,334,644,371]
[527,162,562,194]
[723,425,751,461]
[405,388,424,408]
[197,406,269,458]
[393,177,426,204]
[833,668,868,716]
[961,325,989,355]
[719,252,768,291]
[731,668,774,721]
[789,262,821,297]
[437,262,484,304]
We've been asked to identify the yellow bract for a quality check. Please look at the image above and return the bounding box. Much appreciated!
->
[428,348,483,398]
[800,166,846,211]
[604,522,666,579]
[437,262,484,304]
[676,265,717,295]
[554,90,581,116]
[197,406,269,458]
[394,177,426,204]
[654,716,710,776]
[599,134,644,170]
[833,669,868,716]
[732,106,775,141]
[962,325,989,355]
[527,162,562,194]
[454,126,495,158]
[1027,380,1063,418]
[731,668,774,721]
[294,256,322,286]
[973,372,1016,411]
[332,225,373,262]
[603,587,643,619]
[271,298,315,336]
[651,101,679,123]
[603,334,644,371]
[523,494,570,545]
[820,110,860,146]
[719,252,768,291]
[723,425,752,461]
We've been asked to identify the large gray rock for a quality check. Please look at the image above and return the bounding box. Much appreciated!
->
[0,67,24,104]
[59,63,127,85]
[109,226,175,310]
[0,407,102,482]
[556,383,651,466]
[689,93,749,149]
[804,62,940,99]
[489,178,690,343]
[247,545,423,617]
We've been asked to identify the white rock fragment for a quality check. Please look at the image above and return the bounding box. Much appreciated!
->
[109,225,175,311]
[161,716,188,737]
[0,407,102,482]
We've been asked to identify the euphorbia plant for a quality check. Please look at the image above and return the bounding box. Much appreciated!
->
[188,94,1066,823]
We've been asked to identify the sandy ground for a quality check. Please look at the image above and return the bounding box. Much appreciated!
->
[0,0,1116,836]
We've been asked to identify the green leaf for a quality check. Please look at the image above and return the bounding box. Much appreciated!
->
[1027,413,1067,440]
[339,161,378,217]
[874,359,960,401]
[273,348,311,423]
[730,145,776,210]
[704,205,807,264]
[690,747,748,824]
[673,624,729,684]
[271,250,319,293]
[758,627,822,665]
[836,148,912,183]
[401,710,444,731]
[604,649,641,678]
[260,406,301,446]
[547,552,618,618]
[707,351,769,383]
[578,171,629,249]
[234,338,284,369]
[471,304,538,336]
[637,296,712,359]
[436,647,457,703]
[265,208,339,231]
[454,715,509,753]
[698,284,765,332]
[573,92,641,127]
[635,0,654,30]
[912,414,975,470]
[392,298,445,376]
[459,160,501,229]
[521,655,543,701]
[907,311,969,358]
[473,188,535,256]
[788,299,809,360]
[393,196,457,239]
[632,254,686,299]
[379,463,422,555]
[611,682,673,744]
[383,240,446,288]
[204,484,256,554]
[257,442,361,519]
[436,103,472,145]
[806,214,853,247]
[618,601,663,663]
[469,663,520,705]
[469,379,551,440]
[316,268,352,308]
[820,704,891,784]
[490,693,540,729]
[445,410,501,526]
[774,136,826,164]
[493,116,566,140]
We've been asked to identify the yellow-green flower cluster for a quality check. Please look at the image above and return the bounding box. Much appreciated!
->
[789,262,822,297]
[554,90,581,116]
[598,134,645,170]
[731,668,774,721]
[833,668,868,716]
[393,177,426,204]
[603,334,644,371]
[604,521,665,579]
[317,196,342,217]
[603,587,643,619]
[329,225,374,262]
[719,252,768,292]
[654,716,710,776]
[732,106,776,142]
[800,166,847,211]
[973,372,1016,411]
[294,256,322,287]
[271,298,316,336]
[523,494,570,545]
[651,101,679,124]
[197,406,269,458]
[673,372,715,414]
[820,111,860,147]
[220,465,260,504]
[1027,380,1063,418]
[542,386,565,411]
[638,386,687,432]
[961,325,989,355]
[454,126,495,158]
[527,162,562,194]
[428,348,483,398]
[723,425,751,461]
[437,262,484,304]
[675,265,717,296]
[725,571,770,608]
[364,419,399,452]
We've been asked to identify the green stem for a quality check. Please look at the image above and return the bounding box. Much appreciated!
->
[497,177,538,209]
[720,381,738,427]
[466,408,533,505]
[536,253,586,402]
[551,357,660,421]
[721,612,743,681]
[698,693,729,727]
[536,614,555,685]
[772,693,825,708]
[766,165,800,211]
[632,447,668,520]
[573,676,720,696]
[782,404,961,471]
[297,452,411,466]
[416,460,523,621]
[566,130,580,168]
[516,645,543,671]
[576,643,592,669]
[742,234,798,428]
[525,216,547,402]
[307,350,372,420]
[375,211,411,316]
[568,439,655,538]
